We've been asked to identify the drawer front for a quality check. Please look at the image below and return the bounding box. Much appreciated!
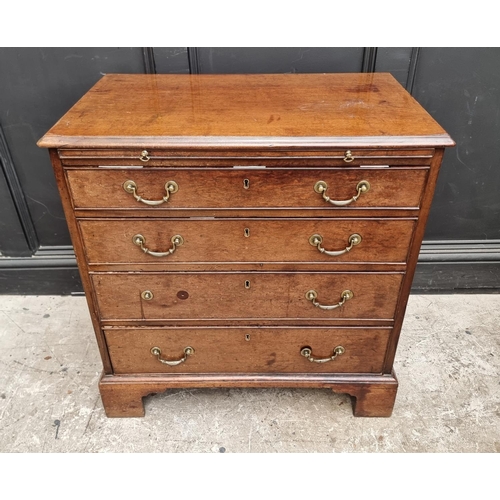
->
[60,148,435,167]
[92,272,403,321]
[67,168,428,210]
[80,218,416,265]
[104,327,391,374]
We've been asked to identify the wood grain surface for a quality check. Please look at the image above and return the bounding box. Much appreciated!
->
[104,327,392,374]
[98,371,399,418]
[91,272,403,321]
[67,167,429,210]
[79,218,416,266]
[38,74,454,149]
[48,151,113,373]
[59,149,435,166]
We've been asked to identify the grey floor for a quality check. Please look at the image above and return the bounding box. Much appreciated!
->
[0,293,499,453]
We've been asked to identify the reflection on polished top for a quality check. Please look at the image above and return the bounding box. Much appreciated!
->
[37,73,455,149]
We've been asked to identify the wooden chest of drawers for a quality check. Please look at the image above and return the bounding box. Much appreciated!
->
[38,73,454,417]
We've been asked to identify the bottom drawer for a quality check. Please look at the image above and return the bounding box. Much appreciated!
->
[105,327,391,374]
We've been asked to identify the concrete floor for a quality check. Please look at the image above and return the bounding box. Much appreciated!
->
[0,293,499,453]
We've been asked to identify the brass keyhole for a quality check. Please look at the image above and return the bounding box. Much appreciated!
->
[244,228,250,237]
[245,280,251,289]
[245,334,251,341]
[243,179,250,189]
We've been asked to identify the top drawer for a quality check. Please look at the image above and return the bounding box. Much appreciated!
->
[66,167,428,211]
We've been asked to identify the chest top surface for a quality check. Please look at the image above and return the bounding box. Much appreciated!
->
[38,73,454,150]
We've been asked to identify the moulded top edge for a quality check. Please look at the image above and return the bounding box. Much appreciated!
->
[37,134,456,150]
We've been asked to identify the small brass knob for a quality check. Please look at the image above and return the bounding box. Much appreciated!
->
[344,150,354,162]
[141,290,154,301]
[140,150,150,162]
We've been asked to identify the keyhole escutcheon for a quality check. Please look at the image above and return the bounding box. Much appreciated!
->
[243,179,250,189]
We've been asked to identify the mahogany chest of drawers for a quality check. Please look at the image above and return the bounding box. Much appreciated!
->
[38,73,454,417]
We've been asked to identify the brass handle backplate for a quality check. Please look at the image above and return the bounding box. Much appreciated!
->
[150,346,194,366]
[305,289,353,310]
[314,180,370,206]
[301,345,345,363]
[309,233,362,256]
[133,234,184,257]
[123,180,178,206]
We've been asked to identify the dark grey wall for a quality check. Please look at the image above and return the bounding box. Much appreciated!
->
[1,47,498,293]
[413,48,500,241]
[0,48,146,250]
[192,47,365,74]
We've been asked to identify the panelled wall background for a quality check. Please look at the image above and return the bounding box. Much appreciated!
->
[0,47,499,294]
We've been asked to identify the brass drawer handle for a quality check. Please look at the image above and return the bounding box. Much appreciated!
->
[301,345,345,363]
[140,150,150,162]
[123,180,178,206]
[309,233,361,256]
[151,346,194,366]
[133,234,184,257]
[314,180,370,206]
[305,289,353,310]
